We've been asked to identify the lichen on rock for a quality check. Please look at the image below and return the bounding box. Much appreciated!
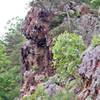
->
[78,45,100,100]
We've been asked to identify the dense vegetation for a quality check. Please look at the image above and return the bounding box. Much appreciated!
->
[0,17,25,100]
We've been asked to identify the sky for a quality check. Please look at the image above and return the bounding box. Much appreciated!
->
[0,0,31,38]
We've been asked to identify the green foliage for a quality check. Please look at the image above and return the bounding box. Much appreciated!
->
[23,83,77,100]
[23,84,47,100]
[0,1,99,100]
[0,43,21,99]
[0,17,24,100]
[52,92,77,100]
[0,41,10,100]
[5,17,25,66]
[0,66,20,100]
[90,0,100,8]
[92,35,100,46]
[31,84,47,100]
[0,42,10,73]
[53,32,85,78]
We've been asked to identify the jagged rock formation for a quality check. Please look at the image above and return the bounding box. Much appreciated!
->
[20,7,55,99]
[19,1,100,99]
[78,45,100,100]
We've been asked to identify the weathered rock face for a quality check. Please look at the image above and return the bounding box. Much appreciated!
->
[20,7,55,99]
[78,45,100,100]
[64,3,100,47]
[21,7,54,74]
[74,13,100,47]
[50,2,100,46]
[19,1,100,99]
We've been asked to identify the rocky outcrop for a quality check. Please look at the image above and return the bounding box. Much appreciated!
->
[78,45,100,100]
[50,2,100,46]
[74,13,100,47]
[20,7,55,99]
[19,1,100,99]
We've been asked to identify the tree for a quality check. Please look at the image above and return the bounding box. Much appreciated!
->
[0,41,10,73]
[0,17,25,100]
[5,17,25,66]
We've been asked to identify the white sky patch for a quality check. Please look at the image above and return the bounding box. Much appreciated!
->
[0,0,31,38]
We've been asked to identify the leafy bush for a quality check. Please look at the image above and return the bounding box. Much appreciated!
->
[23,83,77,100]
[23,84,47,100]
[90,0,100,8]
[92,35,100,46]
[52,32,85,78]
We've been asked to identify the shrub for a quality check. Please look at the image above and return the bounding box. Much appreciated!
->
[92,35,100,46]
[52,31,85,78]
[23,83,78,100]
